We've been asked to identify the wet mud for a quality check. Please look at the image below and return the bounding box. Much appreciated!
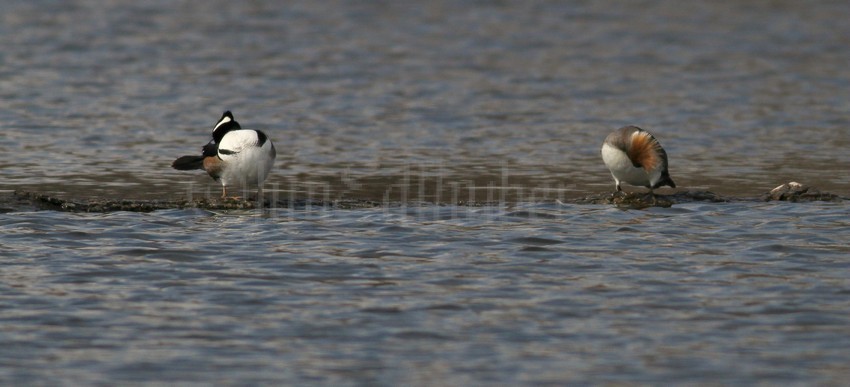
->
[4,182,845,213]
[759,182,844,202]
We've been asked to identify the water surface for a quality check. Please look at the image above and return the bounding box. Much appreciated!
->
[2,0,849,201]
[2,0,850,385]
[3,203,850,384]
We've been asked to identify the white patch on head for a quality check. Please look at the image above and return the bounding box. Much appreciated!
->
[213,115,233,133]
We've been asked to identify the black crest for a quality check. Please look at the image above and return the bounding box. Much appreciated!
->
[211,111,242,144]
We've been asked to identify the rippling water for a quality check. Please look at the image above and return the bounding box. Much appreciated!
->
[3,0,850,201]
[3,0,850,384]
[3,203,850,384]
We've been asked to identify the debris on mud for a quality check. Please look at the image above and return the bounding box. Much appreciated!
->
[3,182,846,214]
[577,190,727,208]
[7,191,381,213]
[762,182,845,202]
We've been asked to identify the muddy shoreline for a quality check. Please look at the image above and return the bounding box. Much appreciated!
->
[2,183,844,213]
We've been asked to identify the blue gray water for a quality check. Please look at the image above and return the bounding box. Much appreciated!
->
[2,0,850,385]
[3,203,850,385]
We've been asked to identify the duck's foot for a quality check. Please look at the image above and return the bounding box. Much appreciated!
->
[610,190,626,200]
[645,192,657,206]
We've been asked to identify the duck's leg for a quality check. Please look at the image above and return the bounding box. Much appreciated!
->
[611,181,623,199]
[256,185,264,205]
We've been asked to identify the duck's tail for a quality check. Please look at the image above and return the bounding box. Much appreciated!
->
[654,172,676,189]
[171,155,206,170]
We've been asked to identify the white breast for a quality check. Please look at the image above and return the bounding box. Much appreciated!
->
[601,142,654,188]
[217,130,276,188]
[218,130,262,154]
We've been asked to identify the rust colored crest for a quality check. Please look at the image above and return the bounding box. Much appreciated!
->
[627,131,662,171]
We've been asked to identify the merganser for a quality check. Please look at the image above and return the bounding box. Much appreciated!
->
[601,125,675,194]
[172,111,276,198]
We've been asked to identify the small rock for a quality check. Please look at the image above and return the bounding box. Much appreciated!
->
[764,182,841,202]
[768,181,808,200]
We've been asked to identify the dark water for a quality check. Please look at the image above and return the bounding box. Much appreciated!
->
[3,203,850,385]
[2,0,850,384]
[3,0,850,201]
